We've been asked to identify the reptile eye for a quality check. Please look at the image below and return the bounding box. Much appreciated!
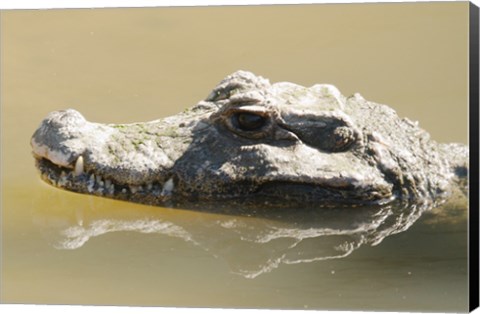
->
[234,113,267,131]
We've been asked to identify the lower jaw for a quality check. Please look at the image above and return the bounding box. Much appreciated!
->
[35,158,395,209]
[255,181,394,207]
[35,158,168,205]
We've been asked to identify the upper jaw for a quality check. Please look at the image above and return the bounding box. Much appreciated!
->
[34,156,175,205]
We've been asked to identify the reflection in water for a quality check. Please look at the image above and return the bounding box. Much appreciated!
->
[31,193,443,279]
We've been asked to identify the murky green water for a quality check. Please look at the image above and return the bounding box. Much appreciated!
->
[1,3,470,312]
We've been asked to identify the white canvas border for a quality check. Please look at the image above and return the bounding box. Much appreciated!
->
[1,1,478,314]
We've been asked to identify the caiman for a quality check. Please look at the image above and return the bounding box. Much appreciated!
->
[31,71,469,208]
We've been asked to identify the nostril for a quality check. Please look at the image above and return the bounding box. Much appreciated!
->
[31,109,89,168]
[46,109,87,129]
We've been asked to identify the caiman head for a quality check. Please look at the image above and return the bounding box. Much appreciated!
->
[31,71,467,208]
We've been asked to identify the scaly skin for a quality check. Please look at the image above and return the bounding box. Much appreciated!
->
[31,71,468,208]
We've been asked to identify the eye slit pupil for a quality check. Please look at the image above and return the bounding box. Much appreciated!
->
[235,113,266,131]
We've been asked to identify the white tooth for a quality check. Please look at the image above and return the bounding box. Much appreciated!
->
[87,178,95,193]
[147,183,152,190]
[74,156,84,176]
[96,175,104,186]
[58,172,67,187]
[47,174,55,184]
[130,185,138,193]
[121,188,127,193]
[161,178,175,197]
[105,179,112,189]
[108,183,115,194]
[87,174,95,192]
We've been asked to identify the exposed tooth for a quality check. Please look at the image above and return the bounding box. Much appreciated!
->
[147,183,153,190]
[105,180,115,195]
[58,171,68,187]
[96,175,104,186]
[161,178,175,197]
[130,185,138,193]
[87,174,95,192]
[74,156,84,176]
[47,174,56,185]
[108,183,115,195]
[121,188,127,193]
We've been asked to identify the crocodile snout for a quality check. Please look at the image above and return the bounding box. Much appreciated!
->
[31,109,95,168]
[31,108,176,193]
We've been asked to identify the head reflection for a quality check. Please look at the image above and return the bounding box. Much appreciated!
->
[33,196,432,279]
